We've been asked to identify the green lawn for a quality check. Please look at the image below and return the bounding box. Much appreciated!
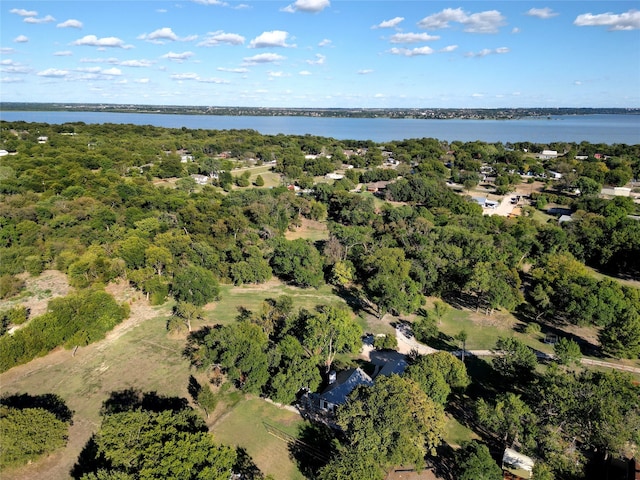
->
[213,397,307,480]
[442,415,479,449]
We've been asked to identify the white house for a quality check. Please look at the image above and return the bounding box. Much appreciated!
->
[538,150,558,159]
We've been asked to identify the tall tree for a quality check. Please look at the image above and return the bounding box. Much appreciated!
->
[336,375,446,471]
[301,304,362,373]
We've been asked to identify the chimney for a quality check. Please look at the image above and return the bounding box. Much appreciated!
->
[328,370,337,384]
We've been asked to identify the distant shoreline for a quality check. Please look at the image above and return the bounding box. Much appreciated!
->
[1,103,638,121]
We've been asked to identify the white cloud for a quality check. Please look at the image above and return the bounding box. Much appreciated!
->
[37,68,70,77]
[136,78,150,83]
[268,71,290,78]
[512,27,521,34]
[373,16,404,29]
[119,59,154,67]
[10,8,37,17]
[526,8,558,19]
[574,80,582,85]
[1,48,17,54]
[80,57,118,64]
[306,53,326,65]
[54,50,73,56]
[358,69,374,74]
[299,70,312,75]
[471,93,484,98]
[418,7,506,34]
[14,35,29,43]
[24,15,56,24]
[249,31,294,48]
[389,46,434,56]
[282,0,330,13]
[389,32,440,44]
[318,38,332,47]
[439,45,458,52]
[2,65,31,74]
[217,67,249,73]
[102,67,122,75]
[72,35,131,48]
[157,9,167,13]
[171,72,200,80]
[138,27,179,45]
[198,31,245,46]
[1,77,24,83]
[192,0,229,5]
[170,72,229,83]
[465,47,510,57]
[242,53,286,65]
[161,51,195,62]
[57,19,83,28]
[1,59,18,65]
[574,10,640,31]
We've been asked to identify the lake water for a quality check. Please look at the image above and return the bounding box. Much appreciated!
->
[1,110,638,144]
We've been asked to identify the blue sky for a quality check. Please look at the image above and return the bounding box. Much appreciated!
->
[1,1,639,108]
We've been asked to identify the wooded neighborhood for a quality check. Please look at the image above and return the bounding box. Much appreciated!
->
[1,120,639,480]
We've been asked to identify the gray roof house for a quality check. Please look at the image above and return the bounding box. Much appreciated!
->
[318,367,373,412]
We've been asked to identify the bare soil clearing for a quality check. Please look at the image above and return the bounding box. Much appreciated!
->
[2,270,72,319]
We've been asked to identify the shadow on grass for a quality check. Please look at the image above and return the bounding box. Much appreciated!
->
[288,422,336,478]
[100,388,189,415]
[0,392,73,423]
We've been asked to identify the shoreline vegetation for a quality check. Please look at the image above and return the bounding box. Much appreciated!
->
[1,102,639,120]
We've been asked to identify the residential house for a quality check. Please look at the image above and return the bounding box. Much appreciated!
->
[300,368,373,419]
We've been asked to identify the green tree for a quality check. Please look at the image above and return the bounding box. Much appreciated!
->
[301,304,362,373]
[254,175,265,187]
[83,409,235,480]
[0,406,70,469]
[492,337,537,382]
[476,393,537,448]
[270,238,324,288]
[198,322,270,394]
[456,441,502,480]
[268,335,321,404]
[553,337,582,366]
[337,375,446,471]
[404,351,469,404]
[599,310,640,359]
[317,448,384,480]
[172,265,219,306]
[362,247,423,318]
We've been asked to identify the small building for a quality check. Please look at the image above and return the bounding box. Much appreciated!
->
[547,171,563,180]
[558,214,573,224]
[0,150,8,157]
[37,136,48,144]
[367,181,391,193]
[538,150,558,159]
[601,187,632,197]
[190,174,209,185]
[502,448,534,480]
[325,173,344,180]
[181,155,194,163]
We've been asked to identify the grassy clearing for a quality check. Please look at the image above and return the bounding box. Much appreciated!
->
[285,219,330,242]
[199,279,343,327]
[442,415,479,449]
[213,397,306,480]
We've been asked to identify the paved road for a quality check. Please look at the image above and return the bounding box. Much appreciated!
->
[395,326,640,375]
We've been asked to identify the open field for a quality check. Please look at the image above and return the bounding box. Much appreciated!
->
[213,397,307,480]
[1,276,339,480]
[200,279,344,326]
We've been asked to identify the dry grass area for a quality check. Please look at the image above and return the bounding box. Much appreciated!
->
[1,270,72,319]
[284,218,329,242]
